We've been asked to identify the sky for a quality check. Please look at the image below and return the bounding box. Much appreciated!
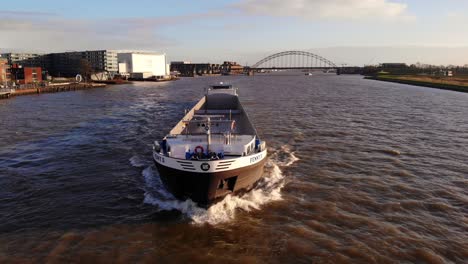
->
[1,0,468,66]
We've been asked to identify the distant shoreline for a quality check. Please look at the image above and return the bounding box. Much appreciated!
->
[365,75,468,93]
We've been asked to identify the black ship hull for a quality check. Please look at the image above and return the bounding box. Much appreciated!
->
[154,158,266,206]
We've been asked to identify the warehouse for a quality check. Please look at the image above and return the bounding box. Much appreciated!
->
[118,52,169,78]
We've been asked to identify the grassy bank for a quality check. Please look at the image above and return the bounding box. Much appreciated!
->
[365,75,468,93]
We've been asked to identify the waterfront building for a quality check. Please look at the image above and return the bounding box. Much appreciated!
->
[171,62,222,77]
[10,65,42,84]
[171,61,191,64]
[436,70,454,77]
[85,50,118,73]
[0,51,118,78]
[45,50,118,77]
[45,52,82,77]
[221,61,244,75]
[0,52,43,66]
[118,52,169,78]
[0,58,11,85]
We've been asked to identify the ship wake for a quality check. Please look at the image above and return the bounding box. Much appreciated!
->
[142,146,299,225]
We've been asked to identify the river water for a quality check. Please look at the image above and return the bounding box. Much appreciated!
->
[0,73,467,263]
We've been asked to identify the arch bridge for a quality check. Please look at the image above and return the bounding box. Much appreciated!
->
[249,51,338,71]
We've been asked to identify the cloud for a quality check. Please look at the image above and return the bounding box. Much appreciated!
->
[446,11,468,22]
[0,13,180,52]
[234,0,413,21]
[0,10,227,52]
[309,46,468,66]
[0,10,56,17]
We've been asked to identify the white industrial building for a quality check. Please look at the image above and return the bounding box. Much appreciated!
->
[117,52,169,78]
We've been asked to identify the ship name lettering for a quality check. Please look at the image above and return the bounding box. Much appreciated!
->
[250,154,262,163]
[155,155,165,163]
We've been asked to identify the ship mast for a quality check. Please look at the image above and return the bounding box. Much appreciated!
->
[206,117,211,154]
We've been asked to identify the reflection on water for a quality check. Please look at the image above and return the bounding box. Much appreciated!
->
[0,74,467,263]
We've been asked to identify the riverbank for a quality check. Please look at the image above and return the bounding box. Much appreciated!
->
[128,76,179,82]
[91,79,131,85]
[0,83,107,100]
[365,75,468,93]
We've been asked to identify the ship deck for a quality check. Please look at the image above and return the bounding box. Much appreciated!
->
[166,134,255,159]
[161,86,259,159]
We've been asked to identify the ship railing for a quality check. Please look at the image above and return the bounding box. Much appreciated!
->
[205,86,237,96]
[0,88,13,94]
[194,109,241,115]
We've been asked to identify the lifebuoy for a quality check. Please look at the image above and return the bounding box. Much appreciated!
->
[194,145,204,154]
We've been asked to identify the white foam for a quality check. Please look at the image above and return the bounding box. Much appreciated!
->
[129,155,146,168]
[142,166,174,200]
[142,166,155,187]
[142,145,298,225]
[271,145,300,167]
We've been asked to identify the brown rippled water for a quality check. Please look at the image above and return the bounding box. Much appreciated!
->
[0,73,467,263]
